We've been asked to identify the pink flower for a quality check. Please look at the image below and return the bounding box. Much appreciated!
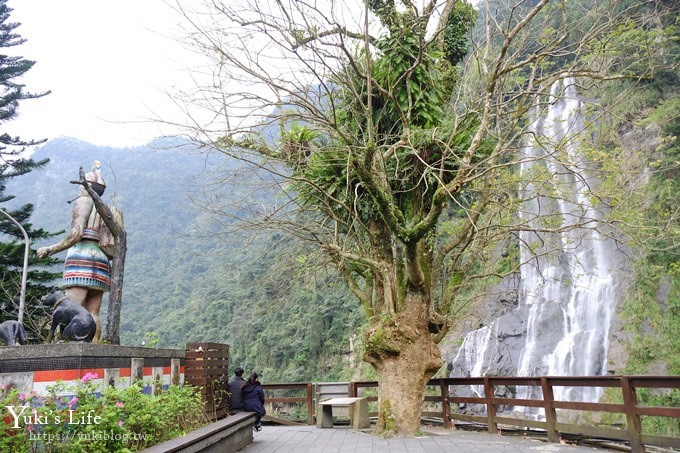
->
[118,420,123,427]
[116,401,124,408]
[19,393,26,401]
[68,396,78,408]
[81,372,99,383]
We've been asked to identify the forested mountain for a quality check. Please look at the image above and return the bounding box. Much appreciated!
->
[4,137,366,382]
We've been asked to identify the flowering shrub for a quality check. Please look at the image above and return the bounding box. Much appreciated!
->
[1,376,207,452]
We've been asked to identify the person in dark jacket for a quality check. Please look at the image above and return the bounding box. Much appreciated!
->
[242,372,266,431]
[228,367,246,414]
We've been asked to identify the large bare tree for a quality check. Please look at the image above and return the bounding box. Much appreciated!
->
[173,0,673,435]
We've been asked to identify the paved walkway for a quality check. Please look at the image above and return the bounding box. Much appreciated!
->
[238,425,612,453]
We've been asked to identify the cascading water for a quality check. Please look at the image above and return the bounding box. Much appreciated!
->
[451,322,499,398]
[449,78,621,414]
[515,77,618,408]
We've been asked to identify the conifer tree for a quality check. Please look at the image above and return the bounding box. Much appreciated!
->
[0,0,56,341]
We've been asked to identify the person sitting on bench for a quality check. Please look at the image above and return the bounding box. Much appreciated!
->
[242,372,266,431]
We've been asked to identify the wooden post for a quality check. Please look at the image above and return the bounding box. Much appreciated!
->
[541,377,559,442]
[621,376,645,452]
[483,377,498,434]
[441,380,452,429]
[104,229,126,344]
[306,382,315,425]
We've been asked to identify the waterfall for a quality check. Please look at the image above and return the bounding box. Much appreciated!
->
[449,78,621,412]
[451,322,499,397]
[516,77,617,404]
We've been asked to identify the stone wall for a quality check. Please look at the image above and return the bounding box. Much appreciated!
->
[0,343,184,394]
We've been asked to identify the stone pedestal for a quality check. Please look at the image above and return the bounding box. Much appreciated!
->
[317,397,369,429]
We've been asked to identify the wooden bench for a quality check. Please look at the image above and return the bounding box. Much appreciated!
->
[317,397,369,429]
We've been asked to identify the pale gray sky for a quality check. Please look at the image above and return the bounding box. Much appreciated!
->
[9,0,195,148]
[7,0,463,149]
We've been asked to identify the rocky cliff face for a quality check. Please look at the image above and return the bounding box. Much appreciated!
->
[444,274,523,378]
[441,274,525,408]
[605,121,665,376]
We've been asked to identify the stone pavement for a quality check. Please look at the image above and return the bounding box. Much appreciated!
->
[238,425,611,453]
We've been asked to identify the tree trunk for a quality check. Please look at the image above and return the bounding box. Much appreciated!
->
[105,230,127,344]
[363,295,442,436]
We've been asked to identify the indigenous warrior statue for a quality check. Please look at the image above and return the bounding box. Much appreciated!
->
[37,161,120,341]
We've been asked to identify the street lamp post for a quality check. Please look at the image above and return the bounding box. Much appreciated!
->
[0,208,29,324]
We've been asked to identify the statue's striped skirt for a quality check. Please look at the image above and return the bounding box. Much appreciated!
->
[62,240,111,290]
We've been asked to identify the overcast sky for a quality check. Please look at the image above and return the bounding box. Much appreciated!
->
[8,0,196,148]
[7,0,455,150]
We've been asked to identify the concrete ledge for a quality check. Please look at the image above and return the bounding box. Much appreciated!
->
[0,343,184,360]
[0,344,184,372]
[140,412,256,453]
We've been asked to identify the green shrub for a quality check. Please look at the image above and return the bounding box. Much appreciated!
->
[1,374,207,452]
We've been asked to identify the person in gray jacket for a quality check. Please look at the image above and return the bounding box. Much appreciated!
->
[228,367,246,414]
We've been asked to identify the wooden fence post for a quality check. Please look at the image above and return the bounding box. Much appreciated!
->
[483,377,498,434]
[621,376,645,452]
[441,380,452,429]
[541,377,559,442]
[307,382,315,425]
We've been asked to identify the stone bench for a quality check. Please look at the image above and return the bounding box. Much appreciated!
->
[317,397,369,429]
[141,411,256,452]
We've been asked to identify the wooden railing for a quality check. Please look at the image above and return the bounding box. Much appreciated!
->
[261,376,680,452]
[262,382,315,425]
[351,376,680,452]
